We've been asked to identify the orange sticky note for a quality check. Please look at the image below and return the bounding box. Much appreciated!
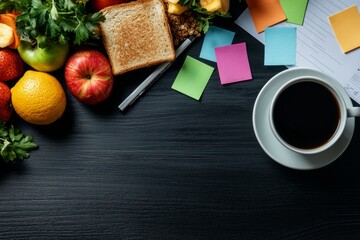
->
[246,0,287,33]
[329,5,360,53]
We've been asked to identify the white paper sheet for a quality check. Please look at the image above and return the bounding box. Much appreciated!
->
[235,0,360,104]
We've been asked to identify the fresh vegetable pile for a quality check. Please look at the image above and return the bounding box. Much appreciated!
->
[0,0,107,163]
[0,0,105,47]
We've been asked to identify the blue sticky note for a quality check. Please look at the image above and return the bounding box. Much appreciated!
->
[264,27,297,66]
[199,26,235,62]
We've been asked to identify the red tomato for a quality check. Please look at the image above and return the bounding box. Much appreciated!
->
[91,0,129,11]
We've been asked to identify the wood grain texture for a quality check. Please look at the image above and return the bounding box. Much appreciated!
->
[2,1,360,239]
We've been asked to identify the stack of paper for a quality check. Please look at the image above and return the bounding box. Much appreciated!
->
[236,0,360,104]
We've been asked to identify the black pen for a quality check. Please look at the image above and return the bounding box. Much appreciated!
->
[118,36,196,112]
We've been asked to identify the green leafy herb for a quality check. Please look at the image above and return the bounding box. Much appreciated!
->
[0,121,38,163]
[178,0,231,33]
[0,0,105,48]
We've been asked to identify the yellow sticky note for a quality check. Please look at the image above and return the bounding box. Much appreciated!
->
[329,5,360,53]
[246,0,287,33]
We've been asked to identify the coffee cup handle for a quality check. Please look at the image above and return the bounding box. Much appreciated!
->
[347,107,360,117]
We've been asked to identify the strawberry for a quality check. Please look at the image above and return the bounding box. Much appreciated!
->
[0,82,11,107]
[0,82,12,122]
[0,49,24,82]
[0,105,12,122]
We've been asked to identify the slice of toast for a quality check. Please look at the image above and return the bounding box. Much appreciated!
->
[100,0,176,75]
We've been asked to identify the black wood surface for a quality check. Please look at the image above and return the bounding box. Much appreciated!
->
[2,1,360,239]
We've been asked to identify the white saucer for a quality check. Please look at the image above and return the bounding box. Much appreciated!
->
[252,68,355,170]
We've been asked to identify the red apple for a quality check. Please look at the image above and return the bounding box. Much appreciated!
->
[64,49,114,105]
[90,0,129,12]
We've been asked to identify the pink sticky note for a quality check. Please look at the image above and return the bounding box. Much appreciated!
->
[215,43,252,85]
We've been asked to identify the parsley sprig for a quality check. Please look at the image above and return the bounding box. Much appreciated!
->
[0,121,38,163]
[0,0,105,48]
[178,0,230,32]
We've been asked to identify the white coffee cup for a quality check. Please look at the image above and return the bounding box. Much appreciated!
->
[269,76,360,155]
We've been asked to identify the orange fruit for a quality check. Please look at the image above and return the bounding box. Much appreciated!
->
[11,70,67,125]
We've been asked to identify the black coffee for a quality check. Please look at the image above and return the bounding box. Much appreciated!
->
[272,81,340,149]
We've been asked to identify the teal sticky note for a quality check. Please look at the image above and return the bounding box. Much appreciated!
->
[280,0,309,25]
[171,56,214,100]
[199,26,235,62]
[264,27,297,66]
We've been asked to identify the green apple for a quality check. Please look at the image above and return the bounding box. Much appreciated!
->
[18,38,69,72]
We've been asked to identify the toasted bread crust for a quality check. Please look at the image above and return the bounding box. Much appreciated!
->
[100,0,176,75]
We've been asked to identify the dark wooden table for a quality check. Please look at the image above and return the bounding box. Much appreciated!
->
[2,2,360,239]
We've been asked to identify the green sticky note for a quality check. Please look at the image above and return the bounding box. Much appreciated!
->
[280,0,309,25]
[171,56,214,100]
